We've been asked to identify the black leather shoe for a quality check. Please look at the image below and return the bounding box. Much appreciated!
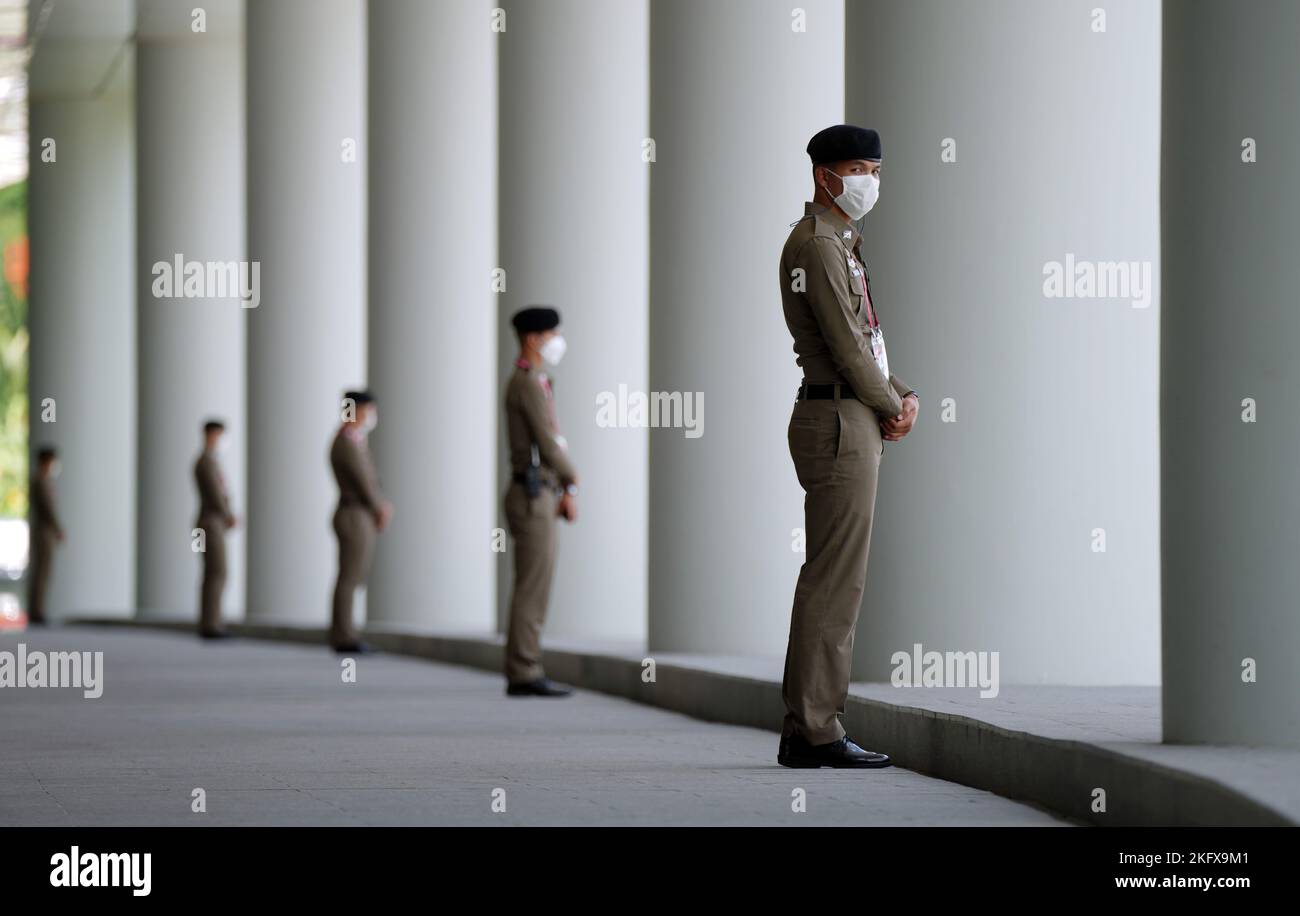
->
[506,677,573,698]
[198,629,232,640]
[778,733,892,769]
[332,641,374,655]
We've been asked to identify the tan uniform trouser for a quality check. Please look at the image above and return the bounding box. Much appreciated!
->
[332,506,376,647]
[782,395,883,746]
[27,532,56,623]
[504,482,558,683]
[197,515,227,635]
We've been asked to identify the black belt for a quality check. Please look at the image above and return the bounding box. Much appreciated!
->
[512,472,559,487]
[796,382,858,402]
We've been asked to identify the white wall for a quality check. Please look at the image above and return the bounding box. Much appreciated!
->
[648,0,845,654]
[496,0,650,643]
[135,2,247,619]
[1162,0,1300,745]
[365,0,498,632]
[847,0,1162,684]
[245,0,366,624]
[27,43,136,617]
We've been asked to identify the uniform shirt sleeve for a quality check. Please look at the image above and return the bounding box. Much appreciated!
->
[34,478,64,537]
[797,237,903,418]
[343,439,386,513]
[519,377,578,485]
[196,457,233,521]
[218,466,233,520]
[889,374,915,401]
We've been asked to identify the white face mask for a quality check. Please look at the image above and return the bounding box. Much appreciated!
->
[362,411,379,433]
[825,169,880,220]
[540,334,567,367]
[49,461,61,480]
[215,436,229,456]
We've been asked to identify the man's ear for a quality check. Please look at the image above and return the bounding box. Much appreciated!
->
[817,164,836,194]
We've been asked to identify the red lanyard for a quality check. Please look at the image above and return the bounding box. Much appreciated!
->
[518,358,561,433]
[849,245,879,329]
[538,374,560,432]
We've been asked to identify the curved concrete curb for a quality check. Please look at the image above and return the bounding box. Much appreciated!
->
[75,617,1294,826]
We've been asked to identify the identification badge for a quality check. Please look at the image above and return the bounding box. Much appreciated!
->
[869,326,889,381]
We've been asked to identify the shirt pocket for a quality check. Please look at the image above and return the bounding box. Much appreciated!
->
[846,262,867,325]
[848,266,866,297]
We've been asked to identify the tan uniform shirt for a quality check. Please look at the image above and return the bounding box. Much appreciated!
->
[330,428,385,512]
[31,475,63,541]
[505,362,577,488]
[779,201,914,418]
[194,450,233,525]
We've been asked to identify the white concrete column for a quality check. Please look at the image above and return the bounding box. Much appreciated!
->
[496,1,649,642]
[366,0,496,631]
[245,0,365,623]
[648,0,843,654]
[1162,1,1300,746]
[845,0,1162,684]
[26,13,136,618]
[136,1,247,619]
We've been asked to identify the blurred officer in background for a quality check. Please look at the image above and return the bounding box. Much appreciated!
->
[329,390,392,655]
[503,307,578,697]
[27,445,64,625]
[194,419,236,639]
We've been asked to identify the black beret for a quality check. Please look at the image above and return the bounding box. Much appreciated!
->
[342,390,375,406]
[511,306,560,334]
[806,124,882,164]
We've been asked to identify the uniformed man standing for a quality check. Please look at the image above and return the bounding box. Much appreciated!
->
[777,125,920,768]
[502,307,578,697]
[194,419,236,639]
[329,390,391,654]
[27,446,64,625]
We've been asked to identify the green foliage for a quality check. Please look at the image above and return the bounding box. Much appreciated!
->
[0,179,27,518]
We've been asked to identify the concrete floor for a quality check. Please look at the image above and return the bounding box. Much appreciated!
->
[0,627,1069,826]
